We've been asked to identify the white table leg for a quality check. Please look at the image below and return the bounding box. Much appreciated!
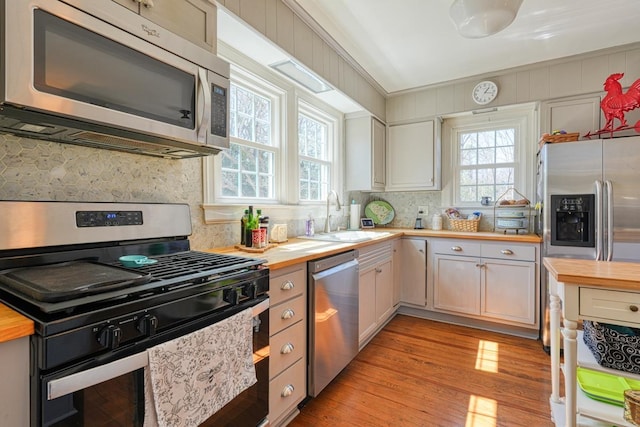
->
[562,318,579,427]
[550,293,561,403]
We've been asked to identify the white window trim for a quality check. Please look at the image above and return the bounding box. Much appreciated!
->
[203,43,345,224]
[210,66,284,205]
[441,104,537,211]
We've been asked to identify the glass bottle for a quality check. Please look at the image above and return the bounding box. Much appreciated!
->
[240,209,249,245]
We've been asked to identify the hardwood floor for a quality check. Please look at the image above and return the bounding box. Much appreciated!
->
[289,315,554,427]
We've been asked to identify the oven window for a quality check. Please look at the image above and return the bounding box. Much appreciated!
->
[33,9,195,129]
[44,370,145,427]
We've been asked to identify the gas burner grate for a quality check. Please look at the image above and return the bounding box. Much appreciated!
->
[127,251,263,281]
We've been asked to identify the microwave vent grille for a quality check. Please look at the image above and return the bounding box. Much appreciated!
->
[70,131,207,159]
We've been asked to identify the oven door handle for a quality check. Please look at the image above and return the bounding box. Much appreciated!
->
[47,352,148,400]
[48,299,269,400]
[252,298,269,317]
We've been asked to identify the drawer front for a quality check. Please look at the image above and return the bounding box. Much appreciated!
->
[481,243,536,262]
[269,264,306,306]
[580,287,640,326]
[431,239,481,257]
[270,320,305,378]
[270,294,306,336]
[269,358,306,423]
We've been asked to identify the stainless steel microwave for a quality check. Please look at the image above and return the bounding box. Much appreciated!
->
[0,0,229,159]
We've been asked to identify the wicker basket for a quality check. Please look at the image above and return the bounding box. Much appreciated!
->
[449,218,480,232]
[541,132,580,143]
[538,132,580,151]
[624,389,640,426]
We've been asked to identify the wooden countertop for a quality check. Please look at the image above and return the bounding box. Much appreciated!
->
[0,228,541,342]
[543,257,640,291]
[208,228,541,270]
[0,303,33,344]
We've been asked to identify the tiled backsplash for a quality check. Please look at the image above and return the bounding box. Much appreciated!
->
[0,134,232,250]
[2,135,501,251]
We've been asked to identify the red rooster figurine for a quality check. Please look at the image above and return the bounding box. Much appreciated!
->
[587,73,640,137]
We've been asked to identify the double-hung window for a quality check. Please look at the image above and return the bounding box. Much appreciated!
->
[298,102,334,202]
[217,68,281,202]
[444,106,535,207]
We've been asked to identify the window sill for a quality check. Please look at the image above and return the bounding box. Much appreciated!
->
[202,203,337,224]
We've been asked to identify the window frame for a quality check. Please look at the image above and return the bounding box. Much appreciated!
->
[203,43,345,224]
[297,99,337,204]
[213,66,283,205]
[442,105,536,209]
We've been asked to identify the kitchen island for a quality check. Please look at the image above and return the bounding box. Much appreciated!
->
[544,257,640,427]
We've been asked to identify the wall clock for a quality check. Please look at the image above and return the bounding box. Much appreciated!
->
[472,80,498,105]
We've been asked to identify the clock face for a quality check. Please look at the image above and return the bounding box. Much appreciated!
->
[472,81,498,105]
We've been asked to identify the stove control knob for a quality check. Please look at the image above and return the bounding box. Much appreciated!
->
[243,283,257,299]
[97,324,122,349]
[137,314,158,336]
[223,288,240,305]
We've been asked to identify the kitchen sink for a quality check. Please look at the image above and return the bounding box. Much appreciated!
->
[298,230,390,243]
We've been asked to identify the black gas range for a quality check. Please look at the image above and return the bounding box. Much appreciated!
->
[0,201,270,427]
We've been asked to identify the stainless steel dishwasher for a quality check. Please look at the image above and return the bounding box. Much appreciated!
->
[308,250,359,397]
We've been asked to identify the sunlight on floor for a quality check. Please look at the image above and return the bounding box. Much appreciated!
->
[475,340,499,373]
[465,395,498,427]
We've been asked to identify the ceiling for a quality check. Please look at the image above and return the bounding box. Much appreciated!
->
[291,0,640,94]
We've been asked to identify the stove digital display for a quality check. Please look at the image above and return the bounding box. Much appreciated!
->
[76,210,143,227]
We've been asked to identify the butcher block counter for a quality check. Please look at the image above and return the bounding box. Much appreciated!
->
[208,228,541,270]
[0,304,33,343]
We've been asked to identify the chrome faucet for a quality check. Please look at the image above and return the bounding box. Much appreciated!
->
[324,190,342,233]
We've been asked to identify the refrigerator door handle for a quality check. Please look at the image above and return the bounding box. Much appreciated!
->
[595,180,604,261]
[605,180,613,261]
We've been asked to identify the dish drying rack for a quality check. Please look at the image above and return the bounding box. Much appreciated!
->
[493,188,531,234]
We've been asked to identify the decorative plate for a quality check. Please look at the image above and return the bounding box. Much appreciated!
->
[364,200,395,225]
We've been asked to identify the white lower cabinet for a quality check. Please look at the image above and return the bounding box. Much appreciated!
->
[358,241,394,347]
[0,336,29,427]
[268,263,307,427]
[432,239,539,328]
[399,238,427,306]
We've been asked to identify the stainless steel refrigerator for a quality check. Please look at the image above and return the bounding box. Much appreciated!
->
[538,135,640,350]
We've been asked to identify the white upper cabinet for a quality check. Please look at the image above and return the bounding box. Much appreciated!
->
[386,119,441,191]
[540,95,601,139]
[346,115,386,192]
[113,0,217,52]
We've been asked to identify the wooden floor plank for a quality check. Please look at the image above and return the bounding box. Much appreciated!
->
[289,315,554,427]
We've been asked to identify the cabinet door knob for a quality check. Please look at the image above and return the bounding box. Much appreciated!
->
[475,263,485,269]
[281,343,295,354]
[500,249,514,255]
[281,308,295,319]
[630,305,639,312]
[375,267,382,273]
[281,384,295,397]
[419,249,425,253]
[451,246,462,252]
[281,280,295,291]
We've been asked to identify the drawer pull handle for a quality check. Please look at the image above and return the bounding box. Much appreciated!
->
[451,246,462,252]
[281,384,295,397]
[500,249,514,255]
[281,280,295,291]
[631,305,639,313]
[281,343,295,354]
[281,309,295,319]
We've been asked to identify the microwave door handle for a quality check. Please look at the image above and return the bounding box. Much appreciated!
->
[595,180,603,261]
[605,180,613,261]
[197,68,212,143]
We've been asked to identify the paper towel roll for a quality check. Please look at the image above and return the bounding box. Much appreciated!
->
[349,204,361,230]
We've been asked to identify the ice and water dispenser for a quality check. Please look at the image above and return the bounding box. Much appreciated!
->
[550,194,595,247]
